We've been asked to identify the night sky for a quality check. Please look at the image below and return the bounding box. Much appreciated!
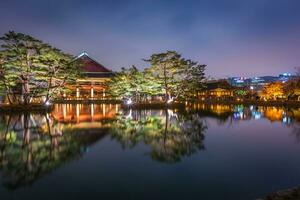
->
[0,0,300,78]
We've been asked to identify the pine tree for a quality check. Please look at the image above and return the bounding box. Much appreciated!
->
[183,62,206,99]
[0,49,19,104]
[0,31,47,104]
[107,51,206,103]
[144,51,186,102]
[0,31,82,105]
[106,67,134,100]
[37,48,82,103]
[144,51,206,102]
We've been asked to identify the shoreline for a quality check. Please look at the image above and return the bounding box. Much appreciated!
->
[120,102,185,109]
[258,186,300,200]
[192,99,300,108]
[1,99,300,111]
[0,104,53,113]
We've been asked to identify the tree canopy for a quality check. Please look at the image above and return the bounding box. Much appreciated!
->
[107,51,206,103]
[0,31,82,105]
[261,82,284,100]
[144,51,206,101]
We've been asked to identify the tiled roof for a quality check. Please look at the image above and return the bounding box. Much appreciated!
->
[84,72,114,78]
[76,52,112,73]
[205,80,233,90]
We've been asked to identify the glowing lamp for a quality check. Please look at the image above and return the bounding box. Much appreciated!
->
[126,98,132,105]
[167,97,174,104]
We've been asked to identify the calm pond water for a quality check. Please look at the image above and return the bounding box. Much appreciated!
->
[1,103,300,200]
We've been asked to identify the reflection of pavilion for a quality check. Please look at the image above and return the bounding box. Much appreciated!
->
[187,103,233,121]
[51,104,119,123]
[0,108,115,189]
[286,109,300,121]
[188,103,232,115]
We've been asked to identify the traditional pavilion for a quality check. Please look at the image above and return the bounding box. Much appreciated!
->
[198,80,234,100]
[65,52,114,100]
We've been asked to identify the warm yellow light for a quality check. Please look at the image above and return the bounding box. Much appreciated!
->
[91,87,94,98]
[76,88,80,98]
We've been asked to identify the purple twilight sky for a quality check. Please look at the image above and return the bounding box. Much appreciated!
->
[0,0,300,78]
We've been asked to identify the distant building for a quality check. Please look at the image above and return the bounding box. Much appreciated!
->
[278,73,293,83]
[199,80,234,100]
[227,72,296,91]
[247,76,278,91]
[227,77,246,87]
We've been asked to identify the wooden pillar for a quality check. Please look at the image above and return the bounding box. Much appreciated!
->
[91,87,94,99]
[76,104,80,122]
[76,88,80,99]
[63,104,66,119]
[103,89,106,100]
[91,104,94,119]
[103,104,106,117]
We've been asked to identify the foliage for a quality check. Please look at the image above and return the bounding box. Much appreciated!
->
[261,82,284,100]
[283,78,300,99]
[37,48,83,101]
[234,89,248,97]
[106,66,162,102]
[109,110,207,163]
[181,62,206,99]
[106,67,133,99]
[144,51,206,101]
[107,51,206,103]
[0,55,4,96]
[0,113,103,189]
[0,31,82,105]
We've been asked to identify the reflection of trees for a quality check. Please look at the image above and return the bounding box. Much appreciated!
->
[109,106,300,162]
[285,108,300,142]
[110,110,207,163]
[263,107,284,122]
[0,112,106,189]
[290,125,300,143]
[186,104,234,125]
[187,103,300,125]
[287,109,300,123]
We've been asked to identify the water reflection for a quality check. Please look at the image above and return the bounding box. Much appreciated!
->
[1,103,300,189]
[109,109,207,163]
[186,103,300,126]
[0,104,119,189]
[52,103,119,123]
